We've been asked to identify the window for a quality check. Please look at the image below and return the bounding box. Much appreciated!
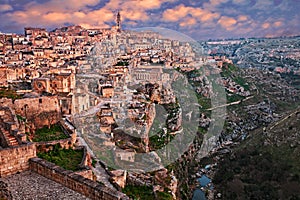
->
[37,82,43,88]
[39,99,42,103]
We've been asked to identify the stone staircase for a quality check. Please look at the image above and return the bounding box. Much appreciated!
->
[0,126,19,147]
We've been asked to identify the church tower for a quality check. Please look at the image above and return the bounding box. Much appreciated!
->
[116,11,121,32]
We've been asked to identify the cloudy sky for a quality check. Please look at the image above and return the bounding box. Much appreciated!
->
[0,0,299,40]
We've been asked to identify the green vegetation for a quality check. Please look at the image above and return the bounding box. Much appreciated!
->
[33,124,68,142]
[0,88,22,100]
[149,130,174,150]
[37,145,84,171]
[221,63,250,91]
[122,185,173,200]
[122,185,154,200]
[226,93,245,103]
[197,95,211,110]
[16,114,26,122]
[280,73,300,89]
[214,112,300,199]
[214,143,300,199]
[115,60,129,66]
[91,158,97,168]
[149,103,179,150]
[156,191,173,200]
[221,63,238,77]
[233,76,250,90]
[197,127,208,135]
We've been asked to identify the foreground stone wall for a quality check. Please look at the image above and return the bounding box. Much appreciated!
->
[0,143,36,177]
[29,158,129,200]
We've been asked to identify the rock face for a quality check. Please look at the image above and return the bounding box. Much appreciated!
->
[110,170,127,189]
[125,168,178,199]
[154,169,178,199]
[142,103,156,152]
[150,87,161,103]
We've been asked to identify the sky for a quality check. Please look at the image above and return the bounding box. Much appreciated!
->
[0,0,299,40]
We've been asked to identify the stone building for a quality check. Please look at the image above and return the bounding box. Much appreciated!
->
[102,86,114,98]
[72,88,91,114]
[132,66,162,83]
[115,149,135,162]
[32,73,75,94]
[98,106,115,134]
[0,67,17,87]
[11,95,61,129]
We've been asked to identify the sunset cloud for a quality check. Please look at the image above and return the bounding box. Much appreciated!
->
[43,12,72,22]
[218,16,237,30]
[179,17,197,27]
[162,4,191,22]
[163,4,220,24]
[237,15,248,22]
[209,0,229,6]
[262,22,271,29]
[122,10,149,21]
[0,0,299,40]
[274,21,283,27]
[0,4,13,12]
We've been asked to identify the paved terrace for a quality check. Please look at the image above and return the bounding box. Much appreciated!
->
[0,171,90,200]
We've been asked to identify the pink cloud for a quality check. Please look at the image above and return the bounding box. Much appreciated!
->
[274,21,283,27]
[237,15,248,22]
[261,22,270,29]
[0,4,13,12]
[163,4,220,23]
[42,12,71,22]
[209,0,229,6]
[218,16,237,30]
[162,4,191,22]
[5,0,117,30]
[179,17,197,27]
[104,0,168,22]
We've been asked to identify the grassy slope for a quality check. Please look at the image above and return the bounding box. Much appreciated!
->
[37,145,84,171]
[196,66,300,199]
[213,109,300,199]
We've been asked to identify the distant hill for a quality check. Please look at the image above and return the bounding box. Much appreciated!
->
[213,107,300,199]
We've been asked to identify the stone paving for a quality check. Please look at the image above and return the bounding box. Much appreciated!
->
[0,171,90,200]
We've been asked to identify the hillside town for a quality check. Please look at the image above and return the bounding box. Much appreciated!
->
[0,12,243,199]
[1,11,299,200]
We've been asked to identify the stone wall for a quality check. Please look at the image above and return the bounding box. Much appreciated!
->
[75,169,94,181]
[29,158,129,200]
[0,96,61,130]
[35,138,74,152]
[13,96,60,129]
[77,146,92,168]
[0,143,36,177]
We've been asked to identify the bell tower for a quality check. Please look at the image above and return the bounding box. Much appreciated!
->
[116,11,121,32]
